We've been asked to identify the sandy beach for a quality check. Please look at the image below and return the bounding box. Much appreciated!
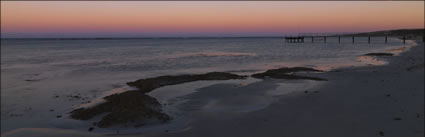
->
[142,41,423,137]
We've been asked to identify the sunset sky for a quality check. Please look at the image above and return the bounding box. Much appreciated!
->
[1,1,424,38]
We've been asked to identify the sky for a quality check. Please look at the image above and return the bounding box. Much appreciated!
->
[1,1,424,38]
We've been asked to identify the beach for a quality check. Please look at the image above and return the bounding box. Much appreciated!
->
[1,38,423,137]
[152,40,424,137]
[2,1,424,136]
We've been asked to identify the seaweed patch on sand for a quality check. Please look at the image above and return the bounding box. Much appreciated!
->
[251,67,327,81]
[127,72,247,93]
[70,90,170,128]
[364,53,394,56]
[70,72,247,128]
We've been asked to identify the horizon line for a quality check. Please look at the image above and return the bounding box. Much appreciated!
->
[0,28,425,40]
[2,28,423,40]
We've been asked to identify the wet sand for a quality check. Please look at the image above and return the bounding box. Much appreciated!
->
[152,40,424,137]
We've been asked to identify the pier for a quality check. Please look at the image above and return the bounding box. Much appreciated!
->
[284,37,304,43]
[285,33,424,44]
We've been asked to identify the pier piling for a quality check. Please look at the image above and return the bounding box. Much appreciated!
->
[385,36,387,44]
[284,34,412,45]
[368,36,371,44]
[403,36,406,44]
[285,37,305,43]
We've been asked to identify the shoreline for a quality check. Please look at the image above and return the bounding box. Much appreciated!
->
[150,40,424,137]
[1,40,423,137]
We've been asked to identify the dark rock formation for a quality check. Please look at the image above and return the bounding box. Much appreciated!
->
[70,72,246,128]
[127,72,247,93]
[70,90,170,128]
[379,131,385,136]
[364,53,394,56]
[251,67,327,81]
[393,117,402,120]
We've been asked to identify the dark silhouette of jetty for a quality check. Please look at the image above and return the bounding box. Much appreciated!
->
[285,29,424,44]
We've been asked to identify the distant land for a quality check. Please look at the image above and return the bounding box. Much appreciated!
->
[1,28,424,40]
[348,28,424,37]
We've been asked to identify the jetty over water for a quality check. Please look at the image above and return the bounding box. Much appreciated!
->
[284,37,305,43]
[285,32,425,44]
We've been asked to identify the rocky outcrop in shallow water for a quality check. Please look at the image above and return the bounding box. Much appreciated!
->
[70,90,170,128]
[70,72,247,128]
[127,72,247,93]
[252,67,327,81]
[364,53,394,56]
[70,70,326,128]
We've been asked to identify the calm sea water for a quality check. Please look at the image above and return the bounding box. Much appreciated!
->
[0,37,413,133]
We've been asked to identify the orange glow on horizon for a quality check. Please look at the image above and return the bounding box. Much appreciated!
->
[1,1,424,37]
